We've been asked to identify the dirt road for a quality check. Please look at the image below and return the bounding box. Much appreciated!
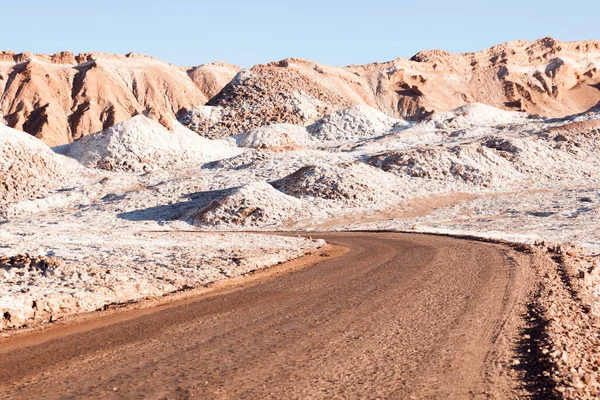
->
[0,232,532,399]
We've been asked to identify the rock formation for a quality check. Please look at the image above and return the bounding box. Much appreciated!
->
[272,163,392,206]
[2,38,600,145]
[183,38,600,136]
[306,105,408,142]
[0,51,239,145]
[0,123,65,207]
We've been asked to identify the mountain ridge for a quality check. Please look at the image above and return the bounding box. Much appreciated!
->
[1,37,599,145]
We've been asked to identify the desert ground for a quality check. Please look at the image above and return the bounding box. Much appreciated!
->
[1,38,600,398]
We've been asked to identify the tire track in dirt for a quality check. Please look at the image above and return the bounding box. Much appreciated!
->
[0,232,534,399]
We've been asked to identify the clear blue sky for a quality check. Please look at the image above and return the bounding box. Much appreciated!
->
[1,0,598,68]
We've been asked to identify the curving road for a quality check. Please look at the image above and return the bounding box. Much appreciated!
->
[0,232,529,399]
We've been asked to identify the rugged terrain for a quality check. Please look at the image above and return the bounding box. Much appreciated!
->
[0,52,240,145]
[0,233,538,399]
[2,37,599,145]
[2,37,600,398]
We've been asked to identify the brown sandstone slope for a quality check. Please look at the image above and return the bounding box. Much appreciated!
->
[181,37,600,137]
[218,37,600,122]
[2,37,600,144]
[0,51,239,146]
[187,62,242,100]
[389,37,600,118]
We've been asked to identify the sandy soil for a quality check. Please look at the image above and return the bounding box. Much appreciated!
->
[0,233,537,399]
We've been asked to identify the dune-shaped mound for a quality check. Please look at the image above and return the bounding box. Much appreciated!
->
[0,124,65,206]
[202,151,269,171]
[306,105,408,142]
[426,103,532,129]
[234,124,314,149]
[367,145,499,187]
[367,127,600,190]
[61,115,243,172]
[192,182,307,227]
[272,162,395,206]
[181,67,351,139]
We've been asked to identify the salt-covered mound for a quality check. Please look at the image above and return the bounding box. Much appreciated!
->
[0,124,64,206]
[366,131,592,189]
[234,124,314,149]
[181,67,351,139]
[178,106,225,138]
[306,105,408,142]
[272,162,394,206]
[368,124,600,190]
[192,182,306,227]
[366,137,531,187]
[202,151,268,171]
[61,115,243,172]
[538,119,600,151]
[425,103,532,129]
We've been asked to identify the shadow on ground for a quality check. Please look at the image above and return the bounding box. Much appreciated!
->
[513,302,558,399]
[117,188,234,222]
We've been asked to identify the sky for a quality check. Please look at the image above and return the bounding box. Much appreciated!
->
[1,0,598,68]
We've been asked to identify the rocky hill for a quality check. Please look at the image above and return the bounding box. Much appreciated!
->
[0,51,239,145]
[193,38,599,135]
[0,123,66,209]
[1,37,600,145]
